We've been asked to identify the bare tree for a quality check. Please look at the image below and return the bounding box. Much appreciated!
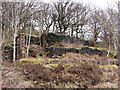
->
[13,2,21,61]
[104,7,118,57]
[52,1,89,38]
[89,9,103,46]
[1,2,35,60]
[42,3,53,33]
[70,2,89,38]
[118,2,120,59]
[26,12,33,58]
[53,1,72,34]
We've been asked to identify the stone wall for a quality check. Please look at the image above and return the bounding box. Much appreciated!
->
[46,33,90,46]
[46,47,108,58]
[1,33,107,61]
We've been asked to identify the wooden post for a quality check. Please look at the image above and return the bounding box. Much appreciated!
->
[20,33,26,59]
[17,38,19,60]
[41,31,47,51]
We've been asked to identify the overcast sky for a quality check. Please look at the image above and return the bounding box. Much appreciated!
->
[41,0,119,10]
[2,0,119,10]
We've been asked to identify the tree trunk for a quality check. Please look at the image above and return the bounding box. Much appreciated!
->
[38,22,42,46]
[113,35,118,57]
[107,34,111,66]
[26,29,28,47]
[27,27,32,58]
[80,25,84,40]
[103,28,108,46]
[107,34,111,58]
[94,22,97,46]
[13,3,17,62]
[13,29,17,62]
[53,22,55,33]
[13,13,18,61]
[55,24,58,34]
[76,27,79,38]
[71,26,73,37]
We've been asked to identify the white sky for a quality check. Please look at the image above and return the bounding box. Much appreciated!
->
[2,0,119,10]
[41,0,119,10]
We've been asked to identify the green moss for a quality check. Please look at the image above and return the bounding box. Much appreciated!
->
[99,65,118,69]
[83,46,106,51]
[75,48,81,50]
[63,64,70,67]
[36,53,41,58]
[64,82,78,88]
[45,65,53,70]
[68,73,75,77]
[101,75,107,81]
[45,58,62,64]
[7,40,13,45]
[19,58,43,65]
[44,64,59,70]
[63,64,71,70]
[92,64,98,68]
[62,53,66,57]
[107,51,116,59]
[95,44,99,47]
[33,61,42,65]
[58,82,65,88]
[55,82,78,88]
[114,58,118,61]
[21,49,26,54]
[49,64,58,68]
[47,58,61,62]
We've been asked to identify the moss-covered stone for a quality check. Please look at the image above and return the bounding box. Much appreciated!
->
[47,46,109,58]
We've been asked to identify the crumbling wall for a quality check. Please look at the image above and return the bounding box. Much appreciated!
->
[46,33,90,46]
[46,47,109,58]
[16,33,91,47]
[2,33,110,61]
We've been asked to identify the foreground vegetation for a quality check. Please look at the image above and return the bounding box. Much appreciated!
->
[2,52,118,88]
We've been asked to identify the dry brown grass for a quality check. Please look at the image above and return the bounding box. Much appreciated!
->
[60,53,108,62]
